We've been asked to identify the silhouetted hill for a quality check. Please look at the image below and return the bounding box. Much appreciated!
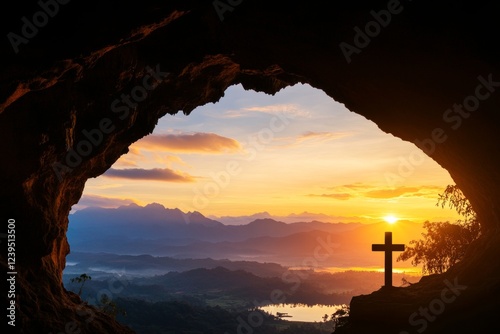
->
[146,267,272,292]
[65,252,288,278]
[65,267,359,307]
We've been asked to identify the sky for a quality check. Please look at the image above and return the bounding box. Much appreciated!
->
[75,83,461,223]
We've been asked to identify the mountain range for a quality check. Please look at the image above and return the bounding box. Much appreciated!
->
[68,203,424,268]
[209,211,369,225]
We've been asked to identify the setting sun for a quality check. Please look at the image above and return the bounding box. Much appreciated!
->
[383,215,399,224]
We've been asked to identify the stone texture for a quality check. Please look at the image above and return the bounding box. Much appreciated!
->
[1,0,499,333]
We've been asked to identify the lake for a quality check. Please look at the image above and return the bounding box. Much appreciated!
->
[259,303,345,322]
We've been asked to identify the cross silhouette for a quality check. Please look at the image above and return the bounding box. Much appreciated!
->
[372,232,405,287]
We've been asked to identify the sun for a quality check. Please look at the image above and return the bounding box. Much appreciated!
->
[383,215,399,224]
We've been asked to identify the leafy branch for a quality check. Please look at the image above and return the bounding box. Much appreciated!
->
[70,273,92,297]
[397,185,481,275]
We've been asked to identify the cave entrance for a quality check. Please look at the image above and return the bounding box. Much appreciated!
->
[64,83,461,328]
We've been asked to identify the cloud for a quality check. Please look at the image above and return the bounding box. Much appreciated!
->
[298,131,352,142]
[228,103,309,118]
[113,146,144,167]
[316,184,446,200]
[337,183,373,190]
[363,186,421,199]
[104,168,195,182]
[135,132,241,153]
[113,156,139,167]
[72,194,138,211]
[127,147,142,156]
[363,186,444,199]
[152,154,189,167]
[307,193,353,200]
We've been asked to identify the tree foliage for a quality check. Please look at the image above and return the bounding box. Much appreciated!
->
[70,273,92,296]
[437,185,476,223]
[331,304,350,331]
[98,294,127,318]
[397,185,481,274]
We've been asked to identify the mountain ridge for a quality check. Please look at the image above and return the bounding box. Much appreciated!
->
[67,203,423,268]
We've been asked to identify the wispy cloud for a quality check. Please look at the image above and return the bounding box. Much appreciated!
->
[335,183,373,190]
[114,156,140,167]
[364,186,421,199]
[113,146,144,167]
[307,193,353,200]
[104,168,195,182]
[363,186,445,199]
[223,103,309,118]
[310,184,445,200]
[152,154,189,167]
[135,132,241,154]
[297,131,352,143]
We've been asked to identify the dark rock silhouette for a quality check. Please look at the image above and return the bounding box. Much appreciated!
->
[1,1,500,333]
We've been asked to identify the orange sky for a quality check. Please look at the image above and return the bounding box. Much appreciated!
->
[76,84,462,224]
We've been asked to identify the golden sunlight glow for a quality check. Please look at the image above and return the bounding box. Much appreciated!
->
[383,215,399,224]
[78,84,462,223]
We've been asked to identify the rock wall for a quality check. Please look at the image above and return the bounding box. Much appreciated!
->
[1,0,499,333]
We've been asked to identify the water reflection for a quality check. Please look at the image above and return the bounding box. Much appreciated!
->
[259,303,344,322]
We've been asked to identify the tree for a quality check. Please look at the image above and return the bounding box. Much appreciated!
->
[331,305,349,331]
[70,273,92,296]
[70,273,126,319]
[437,185,476,223]
[397,185,481,275]
[98,295,127,318]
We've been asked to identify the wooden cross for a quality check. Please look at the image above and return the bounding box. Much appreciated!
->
[372,232,405,287]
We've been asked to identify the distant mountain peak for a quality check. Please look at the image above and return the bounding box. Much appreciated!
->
[144,202,167,210]
[247,218,284,225]
[253,211,272,216]
[187,211,203,217]
[122,203,140,208]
